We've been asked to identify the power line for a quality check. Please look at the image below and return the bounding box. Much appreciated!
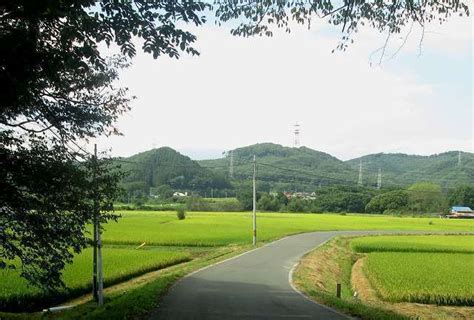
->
[257,162,457,194]
[113,158,250,171]
[258,162,360,187]
[348,158,472,182]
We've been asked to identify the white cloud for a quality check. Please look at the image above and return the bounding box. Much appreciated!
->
[90,18,472,160]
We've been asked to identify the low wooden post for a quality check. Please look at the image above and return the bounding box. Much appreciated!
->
[336,283,341,298]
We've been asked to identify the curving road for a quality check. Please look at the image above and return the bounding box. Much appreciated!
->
[149,230,394,320]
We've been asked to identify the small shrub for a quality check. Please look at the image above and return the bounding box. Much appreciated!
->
[176,208,186,220]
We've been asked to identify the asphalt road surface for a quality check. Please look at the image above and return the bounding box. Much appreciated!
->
[149,230,394,320]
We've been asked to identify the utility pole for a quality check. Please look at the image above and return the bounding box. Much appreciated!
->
[92,227,98,302]
[97,219,104,305]
[377,168,382,189]
[92,144,104,305]
[358,160,363,186]
[92,145,98,302]
[252,155,257,246]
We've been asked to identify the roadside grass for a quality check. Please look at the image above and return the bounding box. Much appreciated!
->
[364,252,474,306]
[351,234,474,253]
[100,211,474,246]
[0,247,191,312]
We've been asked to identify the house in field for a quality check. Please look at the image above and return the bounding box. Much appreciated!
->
[444,206,474,219]
[283,191,317,200]
[173,191,188,197]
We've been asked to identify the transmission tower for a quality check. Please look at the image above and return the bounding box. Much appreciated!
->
[377,168,382,189]
[229,150,234,179]
[293,123,301,147]
[358,160,363,186]
[458,151,462,166]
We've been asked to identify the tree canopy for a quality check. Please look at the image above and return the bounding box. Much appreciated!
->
[407,182,447,213]
[449,185,474,208]
[365,190,408,214]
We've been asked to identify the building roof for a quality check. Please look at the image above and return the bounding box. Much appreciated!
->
[451,206,473,212]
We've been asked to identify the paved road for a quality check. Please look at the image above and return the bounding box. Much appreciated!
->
[150,230,394,320]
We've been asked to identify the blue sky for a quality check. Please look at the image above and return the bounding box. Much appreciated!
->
[90,7,473,160]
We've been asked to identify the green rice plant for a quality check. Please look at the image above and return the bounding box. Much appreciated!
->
[3,212,473,312]
[99,211,474,247]
[0,247,190,312]
[364,252,474,306]
[351,235,474,254]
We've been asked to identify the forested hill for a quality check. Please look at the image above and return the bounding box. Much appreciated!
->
[199,143,357,191]
[345,151,474,188]
[116,147,230,195]
[117,146,473,197]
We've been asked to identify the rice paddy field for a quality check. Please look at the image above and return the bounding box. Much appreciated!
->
[352,235,474,306]
[100,211,474,246]
[364,252,474,306]
[0,247,191,312]
[351,235,474,253]
[1,211,473,313]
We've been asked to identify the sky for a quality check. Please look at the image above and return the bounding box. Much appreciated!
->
[89,8,473,161]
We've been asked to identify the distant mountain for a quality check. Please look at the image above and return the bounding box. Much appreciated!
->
[345,151,474,188]
[199,143,357,191]
[117,147,231,195]
[117,145,473,197]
